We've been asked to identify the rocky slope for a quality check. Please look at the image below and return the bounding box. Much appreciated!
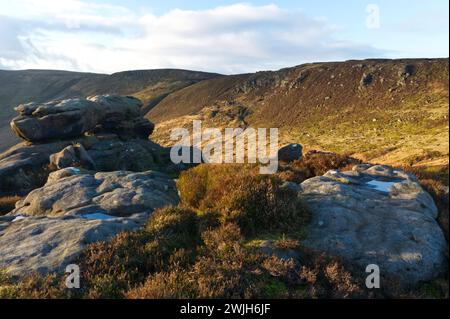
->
[147,58,449,167]
[0,69,220,151]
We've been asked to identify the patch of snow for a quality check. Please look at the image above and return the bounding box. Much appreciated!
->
[366,180,396,193]
[82,213,115,220]
[68,167,81,174]
[12,215,26,222]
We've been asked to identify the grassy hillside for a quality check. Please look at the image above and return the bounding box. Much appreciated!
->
[0,69,219,151]
[147,58,449,167]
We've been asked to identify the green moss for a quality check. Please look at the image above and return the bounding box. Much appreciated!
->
[0,269,11,285]
[261,279,289,298]
[420,278,448,299]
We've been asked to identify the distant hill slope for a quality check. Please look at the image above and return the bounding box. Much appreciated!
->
[0,69,220,151]
[147,58,449,166]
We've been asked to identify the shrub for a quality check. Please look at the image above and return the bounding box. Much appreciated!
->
[146,206,201,250]
[0,272,71,299]
[277,151,361,184]
[176,164,258,208]
[273,236,300,250]
[126,224,299,299]
[71,206,203,298]
[125,269,195,299]
[177,164,309,237]
[73,231,151,298]
[296,250,363,298]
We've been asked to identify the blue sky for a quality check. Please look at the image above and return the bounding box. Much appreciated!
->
[0,0,448,73]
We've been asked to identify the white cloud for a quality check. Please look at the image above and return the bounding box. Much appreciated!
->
[0,1,384,74]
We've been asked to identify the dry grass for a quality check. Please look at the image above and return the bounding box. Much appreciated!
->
[276,151,361,184]
[177,163,310,237]
[126,224,299,299]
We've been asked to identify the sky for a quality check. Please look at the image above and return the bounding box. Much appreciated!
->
[0,0,448,74]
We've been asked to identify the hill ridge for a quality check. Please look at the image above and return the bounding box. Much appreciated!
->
[146,58,449,166]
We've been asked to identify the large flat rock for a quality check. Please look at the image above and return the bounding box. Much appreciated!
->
[0,169,179,275]
[300,164,447,285]
[0,214,147,276]
[10,168,179,217]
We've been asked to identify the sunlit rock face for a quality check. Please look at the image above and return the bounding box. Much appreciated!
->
[0,95,169,195]
[10,95,153,142]
[0,168,179,276]
[300,164,447,285]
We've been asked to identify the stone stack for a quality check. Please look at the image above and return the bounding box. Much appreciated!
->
[0,96,180,275]
[0,95,170,194]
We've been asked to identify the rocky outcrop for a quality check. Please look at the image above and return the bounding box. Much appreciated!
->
[10,99,100,142]
[0,135,171,195]
[0,141,72,195]
[87,95,154,138]
[0,213,148,275]
[300,164,447,285]
[0,168,179,275]
[0,95,171,195]
[85,137,165,172]
[49,143,96,170]
[10,95,153,142]
[10,168,179,217]
[0,94,182,276]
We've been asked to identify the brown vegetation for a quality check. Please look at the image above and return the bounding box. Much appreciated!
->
[148,58,449,167]
[0,155,448,299]
[276,151,361,184]
[176,164,310,236]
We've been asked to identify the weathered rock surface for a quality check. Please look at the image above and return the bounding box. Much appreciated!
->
[85,138,164,172]
[0,136,171,195]
[278,144,302,162]
[0,95,169,194]
[300,164,447,285]
[11,99,101,142]
[10,95,153,142]
[87,95,154,138]
[0,141,72,195]
[0,213,148,275]
[10,168,179,217]
[49,143,96,170]
[0,168,179,275]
